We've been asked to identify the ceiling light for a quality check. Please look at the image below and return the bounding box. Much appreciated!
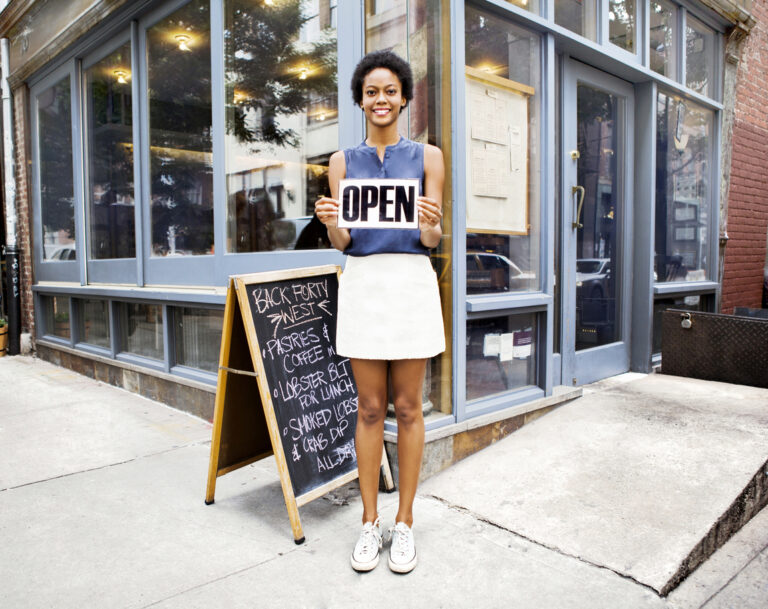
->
[175,34,192,51]
[114,70,128,84]
[299,68,308,80]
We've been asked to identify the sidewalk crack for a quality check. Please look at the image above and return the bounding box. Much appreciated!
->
[424,493,663,597]
[0,441,209,492]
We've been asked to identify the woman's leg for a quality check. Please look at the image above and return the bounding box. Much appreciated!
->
[389,358,427,527]
[350,358,389,524]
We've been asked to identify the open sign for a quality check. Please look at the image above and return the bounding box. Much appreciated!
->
[337,179,420,230]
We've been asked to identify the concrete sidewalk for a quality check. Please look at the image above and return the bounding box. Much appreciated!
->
[1,356,767,609]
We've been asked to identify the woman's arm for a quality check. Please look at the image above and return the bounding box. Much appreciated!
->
[314,150,351,252]
[418,144,444,249]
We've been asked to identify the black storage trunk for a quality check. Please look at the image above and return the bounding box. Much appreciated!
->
[661,310,768,388]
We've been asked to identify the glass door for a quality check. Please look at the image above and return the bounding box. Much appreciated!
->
[561,59,634,385]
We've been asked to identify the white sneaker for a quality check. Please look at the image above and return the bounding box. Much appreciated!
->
[388,522,417,573]
[350,517,383,572]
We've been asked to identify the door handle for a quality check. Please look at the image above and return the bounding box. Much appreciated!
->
[572,185,585,229]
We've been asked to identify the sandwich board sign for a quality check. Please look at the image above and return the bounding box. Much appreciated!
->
[337,178,420,229]
[205,265,394,543]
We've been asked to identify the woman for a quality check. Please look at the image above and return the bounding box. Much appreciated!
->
[314,50,445,574]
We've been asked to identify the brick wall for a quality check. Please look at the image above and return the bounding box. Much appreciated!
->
[13,85,34,337]
[722,0,768,312]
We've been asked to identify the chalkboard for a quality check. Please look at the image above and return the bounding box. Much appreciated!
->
[205,266,393,544]
[244,268,358,497]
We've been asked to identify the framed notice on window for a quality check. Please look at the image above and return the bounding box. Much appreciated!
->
[465,66,533,235]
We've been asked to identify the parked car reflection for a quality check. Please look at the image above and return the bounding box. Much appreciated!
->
[467,252,535,293]
[576,257,615,346]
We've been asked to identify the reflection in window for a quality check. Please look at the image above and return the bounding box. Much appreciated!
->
[366,0,452,420]
[609,0,635,52]
[43,296,71,339]
[174,307,223,373]
[575,85,620,351]
[465,8,541,294]
[225,0,337,253]
[685,15,715,97]
[147,0,212,257]
[119,303,164,360]
[466,314,537,401]
[652,295,706,353]
[78,299,110,348]
[650,0,676,78]
[86,44,135,259]
[655,93,713,283]
[38,77,75,261]
[555,0,597,41]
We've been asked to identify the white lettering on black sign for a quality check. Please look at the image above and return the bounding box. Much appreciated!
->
[337,178,420,230]
[247,273,358,498]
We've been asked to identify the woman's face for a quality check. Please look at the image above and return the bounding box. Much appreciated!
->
[361,67,406,128]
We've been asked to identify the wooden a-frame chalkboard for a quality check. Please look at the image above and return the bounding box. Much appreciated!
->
[205,265,394,544]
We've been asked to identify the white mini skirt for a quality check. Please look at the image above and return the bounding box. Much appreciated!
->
[336,253,446,360]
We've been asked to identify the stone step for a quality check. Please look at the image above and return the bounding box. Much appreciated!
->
[421,373,768,595]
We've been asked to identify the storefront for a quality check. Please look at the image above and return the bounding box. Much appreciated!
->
[1,0,753,467]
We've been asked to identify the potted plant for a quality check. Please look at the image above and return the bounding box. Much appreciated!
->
[0,317,7,357]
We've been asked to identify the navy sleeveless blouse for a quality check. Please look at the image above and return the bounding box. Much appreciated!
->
[343,137,429,256]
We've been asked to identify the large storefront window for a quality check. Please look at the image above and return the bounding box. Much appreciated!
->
[464,8,541,294]
[365,0,452,420]
[85,43,135,259]
[38,77,75,261]
[147,0,213,257]
[655,93,713,283]
[225,0,338,253]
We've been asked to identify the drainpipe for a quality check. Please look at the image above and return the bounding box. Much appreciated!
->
[1,36,20,355]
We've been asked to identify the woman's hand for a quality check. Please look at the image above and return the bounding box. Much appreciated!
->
[315,197,340,228]
[418,196,442,248]
[315,195,351,251]
[417,196,442,230]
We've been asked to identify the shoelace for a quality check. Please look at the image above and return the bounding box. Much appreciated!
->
[357,522,381,555]
[388,523,412,557]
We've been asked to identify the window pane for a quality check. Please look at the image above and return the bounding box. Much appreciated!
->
[119,303,164,360]
[465,8,541,294]
[652,295,706,354]
[686,15,715,97]
[655,93,713,283]
[650,0,676,78]
[365,0,453,420]
[466,314,537,401]
[43,296,71,339]
[609,0,635,53]
[86,44,135,259]
[555,0,597,41]
[38,77,76,261]
[78,299,110,348]
[147,0,212,256]
[224,0,337,253]
[174,307,223,372]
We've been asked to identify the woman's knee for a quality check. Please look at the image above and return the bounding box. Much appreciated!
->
[393,395,423,426]
[357,395,387,425]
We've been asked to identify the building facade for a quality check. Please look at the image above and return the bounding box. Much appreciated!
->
[0,0,759,470]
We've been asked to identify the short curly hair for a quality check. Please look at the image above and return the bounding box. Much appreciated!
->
[350,50,413,113]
